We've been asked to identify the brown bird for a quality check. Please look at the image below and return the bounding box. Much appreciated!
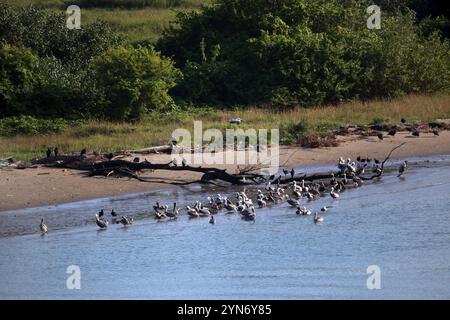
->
[377,133,384,141]
[54,147,59,157]
[412,131,420,137]
[433,129,440,136]
[107,153,114,161]
[46,148,52,158]
[80,148,87,156]
[388,129,397,136]
[401,118,406,124]
[133,157,140,163]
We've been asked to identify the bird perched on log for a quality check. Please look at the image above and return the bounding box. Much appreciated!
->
[40,218,48,234]
[388,129,397,137]
[46,148,52,158]
[377,133,384,141]
[398,161,408,177]
[182,158,188,167]
[80,148,87,156]
[133,157,140,163]
[54,147,59,157]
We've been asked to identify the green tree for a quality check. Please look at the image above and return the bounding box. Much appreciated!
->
[0,45,38,116]
[94,46,182,120]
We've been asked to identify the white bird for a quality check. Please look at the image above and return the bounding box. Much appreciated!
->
[314,212,324,223]
[40,218,48,234]
[330,187,340,199]
[186,206,199,218]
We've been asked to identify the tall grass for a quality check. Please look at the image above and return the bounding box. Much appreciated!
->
[1,0,212,43]
[1,93,450,160]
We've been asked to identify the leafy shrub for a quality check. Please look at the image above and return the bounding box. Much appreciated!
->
[280,120,309,144]
[158,0,450,106]
[94,46,182,120]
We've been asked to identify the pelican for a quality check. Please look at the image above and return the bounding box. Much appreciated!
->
[330,187,340,199]
[186,206,199,218]
[117,216,133,226]
[166,203,180,219]
[314,213,324,223]
[224,198,237,212]
[95,214,108,229]
[398,161,408,177]
[40,218,48,234]
[257,197,267,208]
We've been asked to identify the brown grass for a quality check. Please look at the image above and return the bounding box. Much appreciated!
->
[1,93,450,160]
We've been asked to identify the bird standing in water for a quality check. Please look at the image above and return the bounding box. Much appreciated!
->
[40,218,48,234]
[398,161,408,177]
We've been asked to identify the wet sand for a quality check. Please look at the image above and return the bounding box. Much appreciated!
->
[1,130,450,211]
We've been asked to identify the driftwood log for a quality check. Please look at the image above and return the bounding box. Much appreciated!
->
[27,142,407,187]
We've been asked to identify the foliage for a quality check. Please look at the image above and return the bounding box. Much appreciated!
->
[94,46,182,120]
[158,0,450,106]
[0,115,68,136]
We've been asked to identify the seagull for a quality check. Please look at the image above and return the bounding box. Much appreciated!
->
[314,213,324,223]
[95,214,108,229]
[40,218,48,234]
[398,161,408,177]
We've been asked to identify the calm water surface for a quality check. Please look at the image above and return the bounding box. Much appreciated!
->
[1,157,450,299]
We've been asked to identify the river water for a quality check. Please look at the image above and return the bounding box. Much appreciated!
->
[1,156,450,299]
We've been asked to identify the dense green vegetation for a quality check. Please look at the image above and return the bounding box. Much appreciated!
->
[158,0,450,106]
[1,0,450,138]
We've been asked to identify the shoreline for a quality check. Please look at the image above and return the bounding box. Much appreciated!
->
[1,130,450,212]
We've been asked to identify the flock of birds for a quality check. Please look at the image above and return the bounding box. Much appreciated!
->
[375,118,440,141]
[38,156,409,234]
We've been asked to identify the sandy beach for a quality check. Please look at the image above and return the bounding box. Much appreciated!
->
[1,130,450,212]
